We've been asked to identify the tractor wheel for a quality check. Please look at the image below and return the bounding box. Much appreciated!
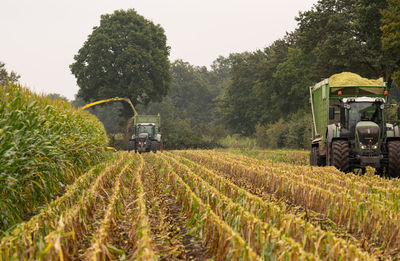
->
[310,147,318,166]
[331,140,350,172]
[388,141,400,177]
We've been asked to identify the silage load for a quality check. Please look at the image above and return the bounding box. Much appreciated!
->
[329,72,383,87]
[0,82,109,231]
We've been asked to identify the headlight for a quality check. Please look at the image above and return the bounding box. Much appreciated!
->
[360,144,378,149]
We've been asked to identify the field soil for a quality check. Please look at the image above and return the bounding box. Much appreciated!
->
[2,149,399,260]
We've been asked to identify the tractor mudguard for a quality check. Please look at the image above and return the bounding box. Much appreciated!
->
[326,124,340,144]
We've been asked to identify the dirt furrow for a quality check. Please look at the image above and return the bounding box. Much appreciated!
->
[176,152,381,257]
[142,154,211,260]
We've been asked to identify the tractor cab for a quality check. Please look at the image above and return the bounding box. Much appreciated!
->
[136,124,156,138]
[129,114,162,153]
[339,97,385,161]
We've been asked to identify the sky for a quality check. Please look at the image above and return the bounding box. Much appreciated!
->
[0,0,318,100]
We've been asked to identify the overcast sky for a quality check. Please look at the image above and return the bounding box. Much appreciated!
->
[0,0,318,100]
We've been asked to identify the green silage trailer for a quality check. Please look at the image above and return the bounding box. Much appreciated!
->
[309,73,400,176]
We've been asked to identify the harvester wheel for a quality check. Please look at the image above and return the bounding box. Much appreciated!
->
[310,146,325,166]
[128,140,135,152]
[388,141,400,177]
[151,141,158,153]
[331,140,350,172]
[310,147,318,166]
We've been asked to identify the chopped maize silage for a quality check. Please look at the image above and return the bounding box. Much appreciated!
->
[329,72,383,86]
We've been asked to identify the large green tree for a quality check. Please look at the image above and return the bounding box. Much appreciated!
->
[70,9,171,109]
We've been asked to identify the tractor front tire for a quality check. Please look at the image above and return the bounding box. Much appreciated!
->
[331,140,350,173]
[388,141,400,177]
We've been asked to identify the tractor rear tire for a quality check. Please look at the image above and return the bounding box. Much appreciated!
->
[388,141,400,177]
[331,140,350,173]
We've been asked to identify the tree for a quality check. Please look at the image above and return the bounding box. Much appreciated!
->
[293,0,397,84]
[47,93,68,102]
[70,9,171,113]
[272,47,313,115]
[293,0,371,79]
[0,61,20,85]
[219,51,268,135]
[381,0,400,82]
[137,58,230,149]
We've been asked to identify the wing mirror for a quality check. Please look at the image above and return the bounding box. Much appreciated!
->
[329,106,335,120]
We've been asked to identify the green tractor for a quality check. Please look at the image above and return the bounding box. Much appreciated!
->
[309,72,400,176]
[80,97,163,153]
[128,114,162,153]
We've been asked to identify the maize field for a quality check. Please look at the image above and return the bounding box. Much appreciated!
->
[0,83,108,231]
[1,147,400,260]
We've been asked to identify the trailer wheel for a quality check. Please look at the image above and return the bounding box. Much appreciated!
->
[332,140,350,172]
[388,141,400,177]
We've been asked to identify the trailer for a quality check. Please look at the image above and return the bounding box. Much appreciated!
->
[309,72,400,176]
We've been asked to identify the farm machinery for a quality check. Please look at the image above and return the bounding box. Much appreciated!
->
[81,97,162,153]
[128,114,162,153]
[309,72,400,176]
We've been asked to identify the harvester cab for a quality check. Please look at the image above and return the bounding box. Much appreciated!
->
[310,72,400,177]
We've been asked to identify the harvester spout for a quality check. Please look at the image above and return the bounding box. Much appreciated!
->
[81,97,138,116]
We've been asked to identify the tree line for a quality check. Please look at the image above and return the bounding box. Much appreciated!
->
[3,1,400,150]
[141,0,400,149]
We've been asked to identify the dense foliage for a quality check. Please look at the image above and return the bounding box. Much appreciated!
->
[0,83,108,230]
[381,0,400,82]
[73,2,400,150]
[218,0,400,147]
[138,59,230,149]
[70,9,171,114]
